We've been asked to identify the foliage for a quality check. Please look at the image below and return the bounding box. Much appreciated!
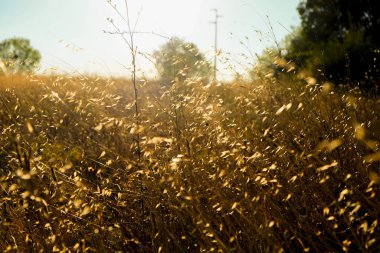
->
[153,37,211,85]
[0,38,41,75]
[285,0,379,90]
[249,47,283,81]
[0,73,379,252]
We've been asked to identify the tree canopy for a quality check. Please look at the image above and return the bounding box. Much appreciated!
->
[285,0,379,90]
[0,37,41,75]
[153,37,210,84]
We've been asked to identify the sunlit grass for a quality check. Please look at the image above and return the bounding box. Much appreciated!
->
[0,70,379,252]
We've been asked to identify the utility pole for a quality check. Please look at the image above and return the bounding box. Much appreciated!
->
[210,9,221,82]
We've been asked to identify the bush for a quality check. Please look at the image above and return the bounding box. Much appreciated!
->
[0,37,41,75]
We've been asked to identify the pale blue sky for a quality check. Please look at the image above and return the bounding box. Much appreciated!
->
[0,0,300,79]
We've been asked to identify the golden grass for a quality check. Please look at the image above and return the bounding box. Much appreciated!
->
[0,73,379,252]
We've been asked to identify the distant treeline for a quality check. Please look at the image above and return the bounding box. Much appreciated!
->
[259,0,379,92]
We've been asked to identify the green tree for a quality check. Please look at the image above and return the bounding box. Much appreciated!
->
[249,48,280,81]
[153,37,210,84]
[286,0,379,90]
[0,37,41,75]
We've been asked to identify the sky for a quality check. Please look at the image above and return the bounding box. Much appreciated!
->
[0,0,300,80]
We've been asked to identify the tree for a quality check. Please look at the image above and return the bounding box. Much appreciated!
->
[286,0,379,90]
[249,48,280,81]
[0,38,41,75]
[153,37,211,84]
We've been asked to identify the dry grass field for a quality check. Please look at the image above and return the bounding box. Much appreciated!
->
[0,72,379,252]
